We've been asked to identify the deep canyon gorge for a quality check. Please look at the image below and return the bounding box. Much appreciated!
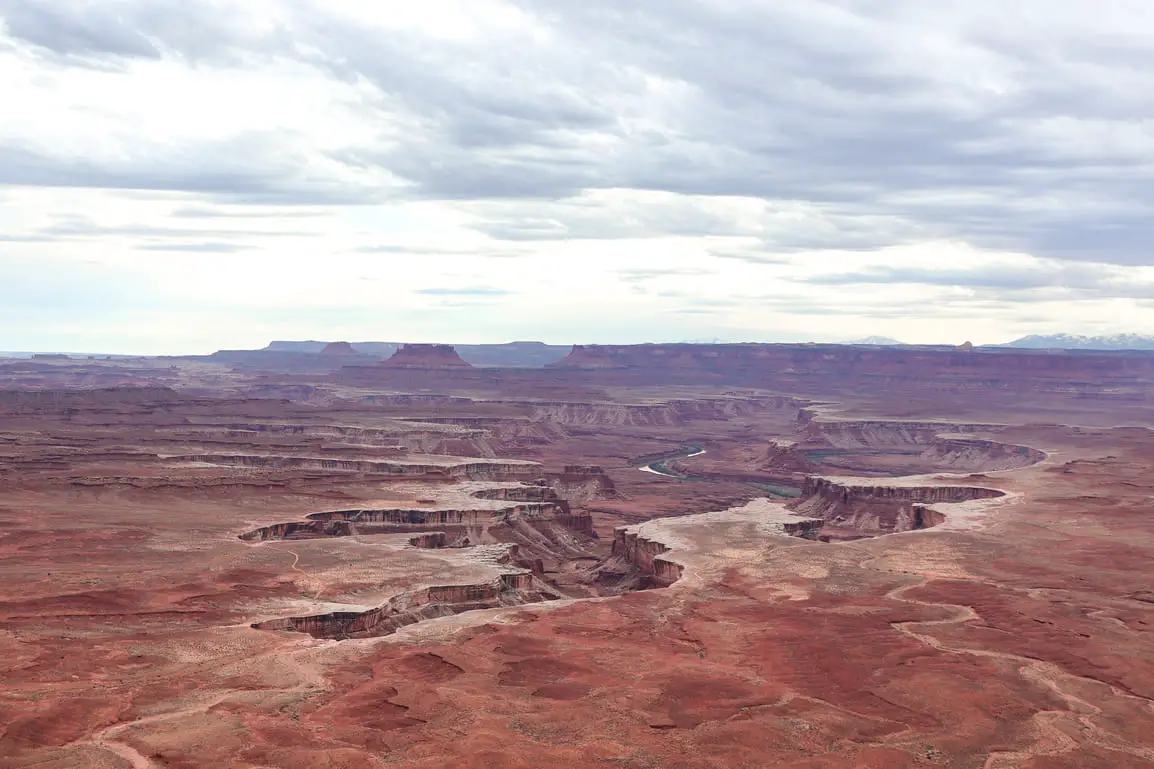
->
[1,342,1153,768]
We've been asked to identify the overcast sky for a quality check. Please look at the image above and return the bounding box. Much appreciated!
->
[2,0,1154,353]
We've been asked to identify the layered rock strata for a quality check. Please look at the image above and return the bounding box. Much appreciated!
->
[177,454,539,481]
[797,412,998,448]
[791,476,1005,539]
[239,481,597,560]
[253,571,559,640]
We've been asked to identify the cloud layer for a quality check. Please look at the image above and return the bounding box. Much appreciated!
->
[2,0,1154,352]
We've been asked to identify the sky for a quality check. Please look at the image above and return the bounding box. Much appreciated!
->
[2,0,1154,354]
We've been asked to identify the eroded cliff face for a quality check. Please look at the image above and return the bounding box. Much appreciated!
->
[794,412,1047,475]
[797,413,997,448]
[408,532,450,549]
[240,478,598,562]
[179,454,539,481]
[0,386,186,413]
[253,573,559,640]
[241,501,592,548]
[917,439,1045,472]
[758,440,815,475]
[610,528,676,578]
[546,343,1154,396]
[523,395,803,428]
[791,477,1004,539]
[667,395,805,419]
[418,417,570,444]
[528,402,682,427]
[548,465,618,505]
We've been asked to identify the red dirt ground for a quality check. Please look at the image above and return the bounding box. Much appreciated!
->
[1,346,1153,768]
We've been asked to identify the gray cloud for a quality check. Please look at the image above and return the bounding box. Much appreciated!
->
[797,261,1154,302]
[0,139,387,205]
[170,205,329,219]
[3,0,1154,265]
[1,0,162,60]
[0,0,281,63]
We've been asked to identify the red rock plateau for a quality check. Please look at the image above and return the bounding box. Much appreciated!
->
[2,343,1154,768]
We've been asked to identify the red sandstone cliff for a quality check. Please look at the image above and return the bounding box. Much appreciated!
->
[790,477,1004,538]
[254,572,560,639]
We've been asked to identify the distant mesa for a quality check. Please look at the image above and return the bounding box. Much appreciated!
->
[381,344,473,368]
[547,345,629,369]
[320,341,359,356]
[957,341,974,352]
[845,336,905,346]
[256,340,567,367]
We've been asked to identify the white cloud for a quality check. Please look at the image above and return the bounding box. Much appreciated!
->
[2,0,1154,353]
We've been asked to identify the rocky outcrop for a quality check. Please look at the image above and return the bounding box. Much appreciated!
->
[381,344,473,369]
[408,532,446,548]
[253,574,560,640]
[549,465,618,504]
[758,440,814,475]
[791,477,1004,538]
[609,528,681,586]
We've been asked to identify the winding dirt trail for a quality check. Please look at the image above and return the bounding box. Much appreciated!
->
[273,543,327,601]
[93,735,154,769]
[882,578,1154,767]
[76,638,333,767]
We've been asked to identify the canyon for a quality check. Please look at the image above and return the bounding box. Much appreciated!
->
[1,342,1153,768]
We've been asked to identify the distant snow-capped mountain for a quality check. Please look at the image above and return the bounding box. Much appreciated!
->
[844,336,905,346]
[999,333,1154,350]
